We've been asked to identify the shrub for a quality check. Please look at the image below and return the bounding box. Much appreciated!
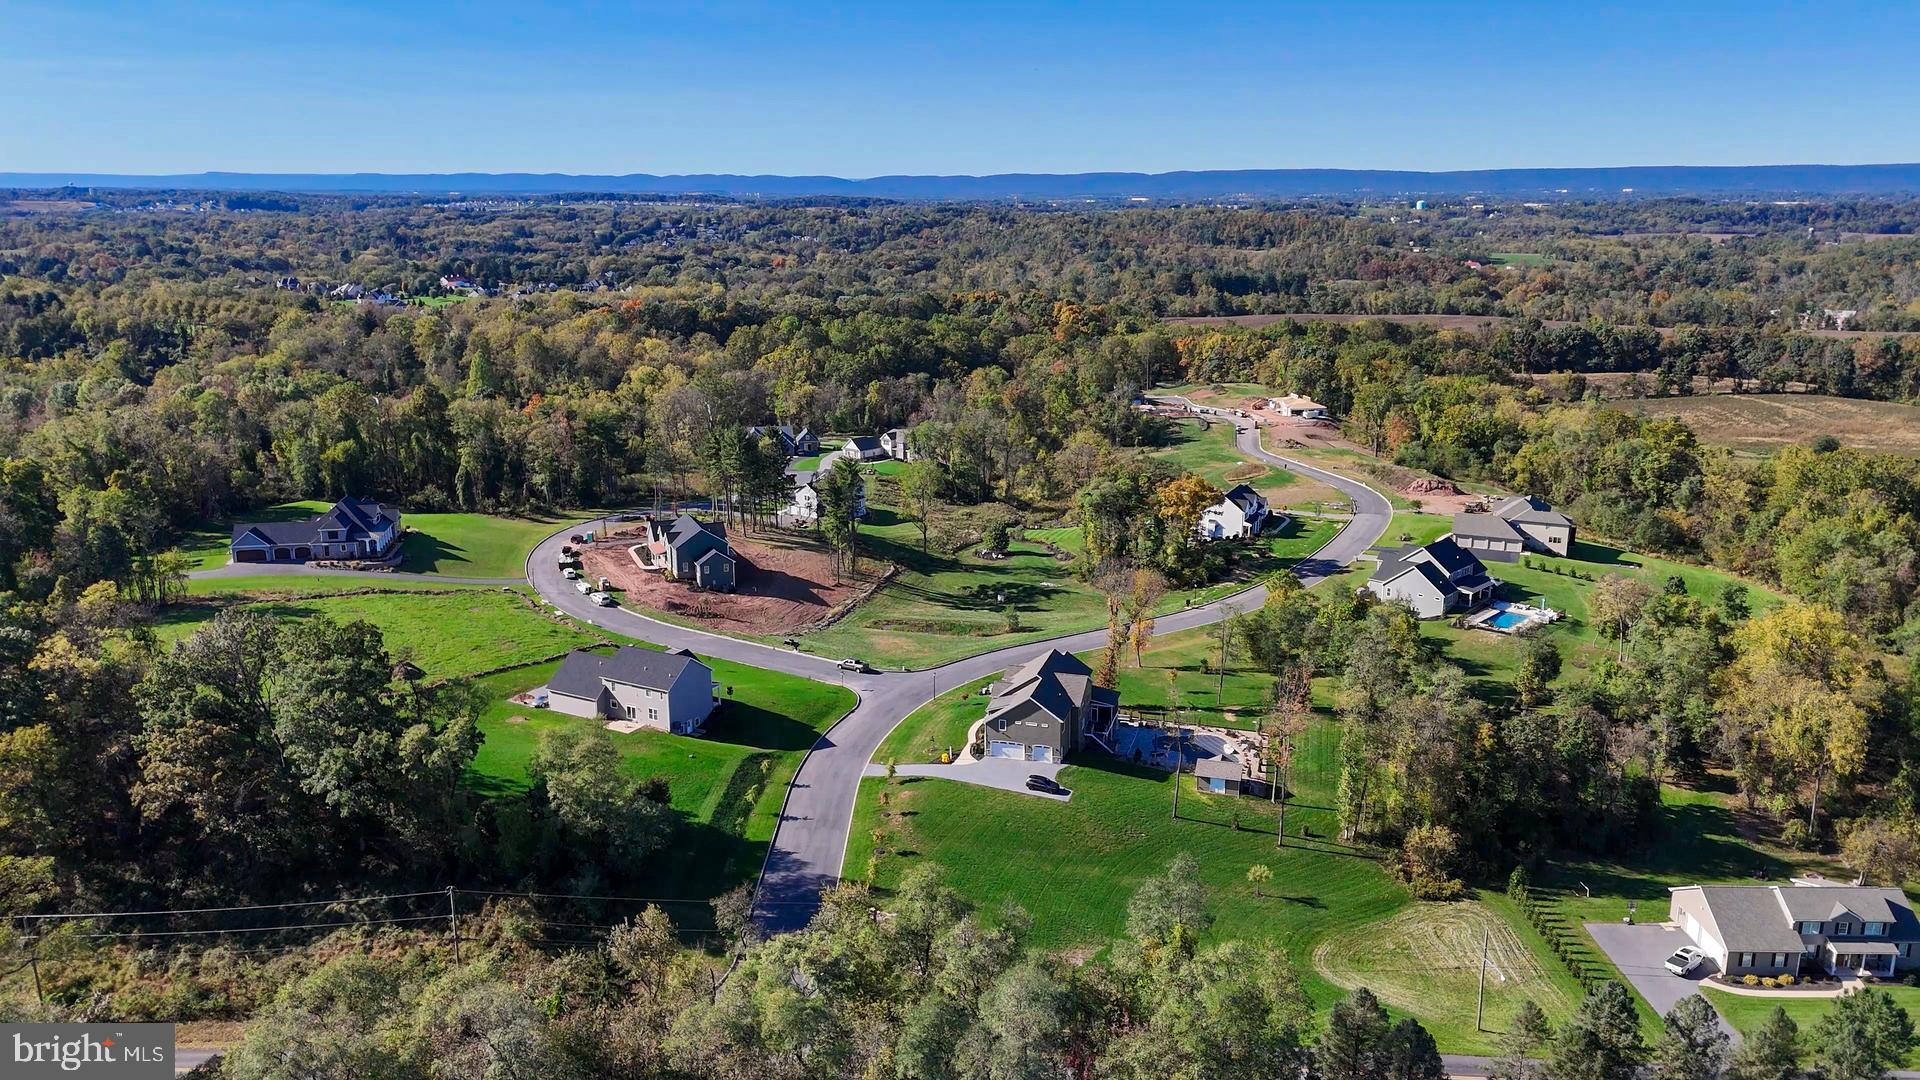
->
[1777,974,1794,986]
[1743,974,1760,986]
[1507,865,1531,904]
[1780,818,1815,850]
[1761,977,1777,988]
[1397,824,1466,900]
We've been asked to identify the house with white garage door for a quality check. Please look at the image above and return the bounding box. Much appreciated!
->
[981,649,1118,763]
[1668,878,1920,980]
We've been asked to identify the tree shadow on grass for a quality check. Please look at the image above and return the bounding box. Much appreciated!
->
[401,531,469,573]
[702,700,826,752]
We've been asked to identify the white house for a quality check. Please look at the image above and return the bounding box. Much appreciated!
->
[1270,394,1329,420]
[841,435,888,462]
[880,427,916,461]
[544,647,717,735]
[1197,483,1274,540]
[785,468,867,524]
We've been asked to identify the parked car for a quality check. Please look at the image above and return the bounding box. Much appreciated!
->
[1664,946,1706,976]
[563,568,580,580]
[574,580,593,595]
[597,576,611,591]
[837,657,869,672]
[590,592,616,607]
[1025,775,1068,796]
[568,534,583,544]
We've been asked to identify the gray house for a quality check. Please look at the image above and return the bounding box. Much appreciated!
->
[1194,756,1244,795]
[982,650,1119,763]
[545,647,717,735]
[1366,537,1497,619]
[1669,879,1920,980]
[229,498,401,564]
[642,514,737,591]
[1452,496,1575,562]
[746,425,821,459]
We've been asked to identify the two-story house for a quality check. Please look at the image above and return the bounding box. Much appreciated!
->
[746,425,821,459]
[229,498,402,564]
[641,513,736,592]
[785,467,868,525]
[880,427,916,461]
[1669,878,1920,980]
[981,650,1119,764]
[1197,483,1276,540]
[1366,537,1497,619]
[544,646,718,735]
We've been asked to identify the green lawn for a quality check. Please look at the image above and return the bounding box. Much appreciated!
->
[184,576,472,597]
[870,676,997,764]
[792,507,1335,670]
[844,717,1575,1053]
[1148,420,1300,499]
[174,501,585,578]
[469,649,852,909]
[152,587,601,678]
[1703,986,1920,1066]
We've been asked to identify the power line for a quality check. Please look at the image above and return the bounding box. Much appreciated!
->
[65,914,448,941]
[15,890,446,922]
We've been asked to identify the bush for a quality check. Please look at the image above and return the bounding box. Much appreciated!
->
[1762,977,1777,988]
[1778,974,1794,986]
[1743,974,1760,986]
[1397,824,1466,900]
[1507,865,1531,904]
[1780,818,1816,850]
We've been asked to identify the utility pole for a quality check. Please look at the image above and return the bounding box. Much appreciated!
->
[447,886,461,964]
[28,944,44,1006]
[1475,930,1490,1031]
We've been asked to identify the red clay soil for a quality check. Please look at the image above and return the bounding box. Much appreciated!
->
[576,531,878,635]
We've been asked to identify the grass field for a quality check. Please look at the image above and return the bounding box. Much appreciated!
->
[844,724,1575,1053]
[792,507,1336,670]
[153,587,601,678]
[175,501,585,578]
[1703,986,1920,1066]
[870,675,997,764]
[469,649,851,908]
[1148,420,1344,508]
[1623,393,1920,457]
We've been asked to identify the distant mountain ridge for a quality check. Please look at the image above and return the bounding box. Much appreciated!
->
[7,163,1920,199]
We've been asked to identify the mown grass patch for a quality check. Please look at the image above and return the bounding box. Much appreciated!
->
[870,676,996,765]
[1703,986,1920,1066]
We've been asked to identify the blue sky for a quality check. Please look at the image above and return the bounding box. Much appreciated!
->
[3,0,1915,175]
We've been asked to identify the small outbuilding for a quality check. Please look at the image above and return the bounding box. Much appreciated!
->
[1194,756,1244,795]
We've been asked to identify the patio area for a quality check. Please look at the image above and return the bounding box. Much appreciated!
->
[1101,720,1258,772]
[1462,598,1561,635]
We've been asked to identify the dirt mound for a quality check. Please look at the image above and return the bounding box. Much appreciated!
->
[1405,477,1463,496]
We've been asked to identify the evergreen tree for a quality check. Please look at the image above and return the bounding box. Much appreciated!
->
[1651,995,1729,1080]
[1316,987,1390,1080]
[1494,998,1553,1080]
[1725,1006,1799,1080]
[1813,989,1914,1080]
[1549,982,1646,1080]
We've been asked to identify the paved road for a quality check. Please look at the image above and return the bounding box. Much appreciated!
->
[523,428,1392,932]
[189,561,521,586]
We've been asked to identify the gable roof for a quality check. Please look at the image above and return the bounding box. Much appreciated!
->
[987,649,1096,724]
[661,513,726,550]
[548,646,706,698]
[1495,495,1572,528]
[1222,483,1264,510]
[1450,512,1524,543]
[1273,393,1326,411]
[1678,884,1920,950]
[231,498,399,547]
[1774,885,1906,925]
[1195,757,1241,780]
[1371,556,1451,594]
[844,435,883,453]
[1685,887,1808,952]
[1417,536,1484,577]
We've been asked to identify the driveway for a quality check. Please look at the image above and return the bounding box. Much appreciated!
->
[861,758,1070,800]
[1586,922,1738,1037]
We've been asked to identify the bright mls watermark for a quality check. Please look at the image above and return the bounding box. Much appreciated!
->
[4,1024,174,1077]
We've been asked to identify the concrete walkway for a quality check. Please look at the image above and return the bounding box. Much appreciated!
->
[524,427,1393,933]
[860,758,1069,800]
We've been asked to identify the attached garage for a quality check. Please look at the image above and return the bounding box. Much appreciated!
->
[988,741,1024,760]
[1028,745,1055,763]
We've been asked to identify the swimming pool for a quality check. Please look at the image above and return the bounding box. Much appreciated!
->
[1487,611,1530,630]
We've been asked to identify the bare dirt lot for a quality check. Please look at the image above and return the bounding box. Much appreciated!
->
[577,530,881,635]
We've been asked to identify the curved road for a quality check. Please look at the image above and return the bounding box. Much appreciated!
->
[524,427,1391,931]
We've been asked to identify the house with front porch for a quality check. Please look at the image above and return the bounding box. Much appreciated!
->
[1366,537,1497,619]
[229,498,401,564]
[981,649,1119,763]
[1197,483,1274,540]
[1668,879,1920,980]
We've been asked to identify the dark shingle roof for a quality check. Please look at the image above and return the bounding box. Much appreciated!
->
[1496,495,1572,528]
[1222,483,1264,510]
[988,649,1095,723]
[231,498,398,547]
[1420,537,1483,577]
[845,435,882,453]
[1691,887,1805,952]
[549,646,705,697]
